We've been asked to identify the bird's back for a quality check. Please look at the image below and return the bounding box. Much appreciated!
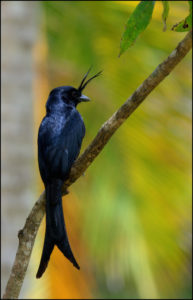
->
[38,106,85,183]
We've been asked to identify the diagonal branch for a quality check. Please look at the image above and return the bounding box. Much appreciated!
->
[3,30,192,299]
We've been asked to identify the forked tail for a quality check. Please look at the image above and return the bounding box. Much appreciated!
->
[36,179,79,278]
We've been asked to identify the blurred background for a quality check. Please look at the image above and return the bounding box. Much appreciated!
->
[1,1,192,299]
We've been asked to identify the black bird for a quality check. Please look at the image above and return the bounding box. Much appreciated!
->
[36,69,102,278]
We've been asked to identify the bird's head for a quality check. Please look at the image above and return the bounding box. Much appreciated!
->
[46,68,102,113]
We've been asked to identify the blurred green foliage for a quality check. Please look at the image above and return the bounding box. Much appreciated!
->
[172,0,192,32]
[119,0,192,56]
[162,1,169,31]
[41,1,191,298]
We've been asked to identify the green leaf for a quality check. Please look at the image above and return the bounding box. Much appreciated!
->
[162,1,169,31]
[172,1,192,32]
[119,1,155,57]
[188,1,192,12]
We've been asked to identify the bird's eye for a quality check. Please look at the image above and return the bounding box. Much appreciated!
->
[71,90,78,98]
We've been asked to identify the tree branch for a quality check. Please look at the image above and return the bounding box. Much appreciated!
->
[3,30,192,299]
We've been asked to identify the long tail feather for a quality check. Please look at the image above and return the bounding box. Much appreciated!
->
[36,179,79,278]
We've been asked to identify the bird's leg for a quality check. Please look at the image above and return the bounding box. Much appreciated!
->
[62,188,69,195]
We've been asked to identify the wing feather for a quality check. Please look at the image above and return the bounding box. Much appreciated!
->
[38,109,85,182]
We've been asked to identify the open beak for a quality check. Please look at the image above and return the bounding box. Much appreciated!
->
[79,94,90,102]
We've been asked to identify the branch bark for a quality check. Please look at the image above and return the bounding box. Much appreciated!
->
[3,30,192,299]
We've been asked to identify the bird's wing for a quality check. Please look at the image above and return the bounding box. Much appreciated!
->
[38,110,85,182]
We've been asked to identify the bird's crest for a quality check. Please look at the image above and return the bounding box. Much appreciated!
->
[78,67,102,92]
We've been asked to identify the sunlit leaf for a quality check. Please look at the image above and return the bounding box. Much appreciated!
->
[188,0,192,11]
[172,1,192,32]
[162,1,169,31]
[119,1,155,57]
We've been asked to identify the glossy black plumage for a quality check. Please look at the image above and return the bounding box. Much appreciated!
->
[38,87,86,184]
[36,76,97,278]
